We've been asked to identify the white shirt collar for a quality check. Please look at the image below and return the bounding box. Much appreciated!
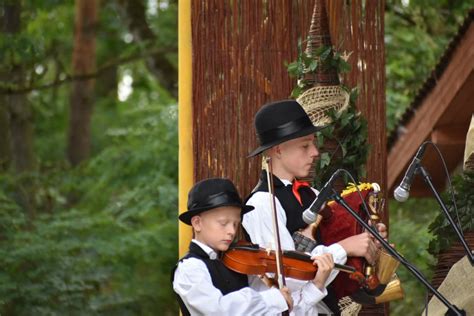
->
[280,178,292,186]
[192,239,218,260]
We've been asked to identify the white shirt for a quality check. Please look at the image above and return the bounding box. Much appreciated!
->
[173,239,288,315]
[243,179,348,315]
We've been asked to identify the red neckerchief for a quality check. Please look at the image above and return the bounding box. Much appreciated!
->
[292,179,310,206]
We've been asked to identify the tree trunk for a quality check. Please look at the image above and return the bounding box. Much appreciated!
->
[0,97,11,171]
[116,0,177,97]
[2,2,37,219]
[67,0,99,166]
[0,7,9,169]
[8,93,35,172]
[2,2,36,173]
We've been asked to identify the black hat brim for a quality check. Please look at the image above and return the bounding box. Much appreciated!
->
[248,124,326,157]
[179,203,254,225]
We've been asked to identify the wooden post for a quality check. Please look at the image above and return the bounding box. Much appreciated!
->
[178,0,193,258]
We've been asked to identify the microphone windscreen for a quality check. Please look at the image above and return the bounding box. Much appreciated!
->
[394,186,409,202]
[302,208,317,225]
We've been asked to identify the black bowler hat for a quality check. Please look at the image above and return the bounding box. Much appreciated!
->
[179,178,254,225]
[248,100,326,157]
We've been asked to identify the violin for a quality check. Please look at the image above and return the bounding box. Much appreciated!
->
[222,242,357,281]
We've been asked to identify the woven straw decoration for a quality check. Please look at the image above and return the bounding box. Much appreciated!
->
[296,0,349,127]
[297,85,349,126]
[304,0,339,86]
[339,296,362,316]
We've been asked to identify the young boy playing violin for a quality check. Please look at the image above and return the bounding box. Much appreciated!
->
[172,177,336,315]
[243,99,387,314]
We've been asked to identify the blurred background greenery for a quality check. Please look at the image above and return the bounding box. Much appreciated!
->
[1,0,179,314]
[0,0,471,315]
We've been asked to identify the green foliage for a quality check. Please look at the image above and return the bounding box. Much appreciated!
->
[313,93,370,187]
[286,38,369,187]
[0,1,179,315]
[286,39,351,98]
[389,198,438,315]
[385,0,472,133]
[428,172,474,256]
[0,96,179,314]
[0,208,177,315]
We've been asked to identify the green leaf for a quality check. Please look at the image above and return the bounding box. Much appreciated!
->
[316,133,325,148]
[320,46,332,61]
[319,152,331,168]
[340,143,347,157]
[290,85,303,98]
[350,88,359,104]
[287,61,300,77]
[314,45,329,56]
[338,59,351,73]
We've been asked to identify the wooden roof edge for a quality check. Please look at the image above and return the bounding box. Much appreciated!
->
[387,8,474,150]
[387,21,474,190]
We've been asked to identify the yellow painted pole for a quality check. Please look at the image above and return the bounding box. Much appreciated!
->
[178,0,193,257]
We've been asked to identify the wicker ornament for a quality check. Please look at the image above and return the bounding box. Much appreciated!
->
[296,0,350,126]
[297,85,349,126]
[339,296,362,316]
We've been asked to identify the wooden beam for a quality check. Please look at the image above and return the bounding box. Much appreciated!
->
[405,142,465,197]
[431,125,470,146]
[388,23,474,191]
[179,0,193,258]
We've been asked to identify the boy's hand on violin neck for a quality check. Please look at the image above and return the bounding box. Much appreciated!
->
[338,232,378,265]
[279,287,293,313]
[311,253,334,290]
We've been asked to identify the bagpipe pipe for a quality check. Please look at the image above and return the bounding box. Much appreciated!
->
[293,175,404,305]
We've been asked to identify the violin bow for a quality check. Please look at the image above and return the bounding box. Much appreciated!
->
[264,157,289,314]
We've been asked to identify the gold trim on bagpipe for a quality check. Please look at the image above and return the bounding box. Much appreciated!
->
[328,182,405,304]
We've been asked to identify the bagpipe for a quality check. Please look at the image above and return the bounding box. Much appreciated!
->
[315,182,404,304]
[224,158,403,308]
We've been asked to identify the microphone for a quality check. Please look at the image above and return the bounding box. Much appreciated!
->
[302,170,341,224]
[393,143,427,202]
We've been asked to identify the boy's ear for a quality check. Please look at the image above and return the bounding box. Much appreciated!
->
[272,145,282,157]
[191,215,202,232]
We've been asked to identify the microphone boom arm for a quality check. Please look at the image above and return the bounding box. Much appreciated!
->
[332,189,466,316]
[418,166,474,265]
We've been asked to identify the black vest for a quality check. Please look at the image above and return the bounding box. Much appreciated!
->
[246,171,340,315]
[171,242,248,315]
[247,171,316,235]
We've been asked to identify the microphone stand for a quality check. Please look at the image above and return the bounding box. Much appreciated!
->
[418,165,474,265]
[331,189,466,316]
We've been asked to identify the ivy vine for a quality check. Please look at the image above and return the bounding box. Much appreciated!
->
[286,38,351,98]
[286,37,370,186]
[313,88,370,187]
[428,172,474,256]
